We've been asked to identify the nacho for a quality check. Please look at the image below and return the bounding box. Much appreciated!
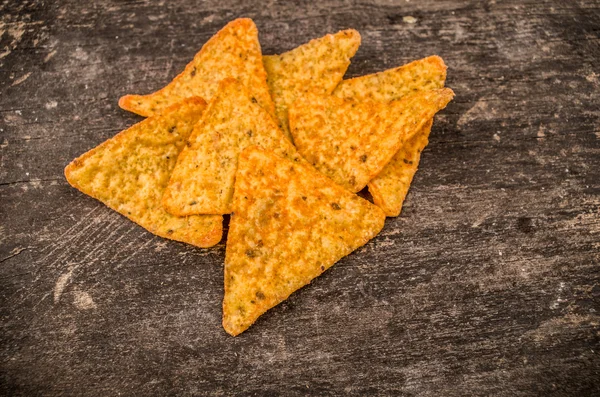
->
[289,88,454,193]
[65,97,223,248]
[223,147,386,336]
[263,29,361,140]
[333,56,447,216]
[119,18,275,119]
[162,78,302,216]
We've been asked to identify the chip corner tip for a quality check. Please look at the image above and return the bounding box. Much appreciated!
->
[228,17,256,31]
[224,329,238,337]
[218,76,241,89]
[234,17,254,24]
[163,95,207,114]
[383,206,401,218]
[185,95,208,108]
[161,199,187,219]
[432,87,455,106]
[429,54,446,65]
[118,94,133,109]
[63,163,86,195]
[64,155,83,180]
[198,231,223,249]
[223,327,238,337]
[161,195,196,220]
[222,316,243,337]
[343,28,361,38]
[186,217,224,249]
[443,87,456,100]
[118,94,146,115]
[63,162,74,183]
[210,217,225,243]
[341,28,362,48]
[369,185,399,218]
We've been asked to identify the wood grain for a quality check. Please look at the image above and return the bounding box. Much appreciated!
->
[1,0,599,395]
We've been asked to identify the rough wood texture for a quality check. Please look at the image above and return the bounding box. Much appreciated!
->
[1,0,599,395]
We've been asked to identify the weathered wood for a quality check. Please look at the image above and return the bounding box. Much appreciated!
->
[1,0,599,395]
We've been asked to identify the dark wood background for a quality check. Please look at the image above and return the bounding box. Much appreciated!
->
[1,0,599,395]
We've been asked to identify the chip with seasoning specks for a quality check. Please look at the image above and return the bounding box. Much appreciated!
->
[263,29,361,140]
[223,147,386,336]
[119,18,275,119]
[289,88,454,193]
[333,56,448,216]
[64,98,223,248]
[162,78,303,216]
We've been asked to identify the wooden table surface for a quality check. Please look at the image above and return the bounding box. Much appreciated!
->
[1,0,599,395]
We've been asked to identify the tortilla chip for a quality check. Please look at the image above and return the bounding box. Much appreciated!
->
[332,55,447,101]
[162,78,302,216]
[65,97,223,248]
[289,88,454,192]
[333,56,447,216]
[119,18,275,119]
[263,29,361,140]
[223,146,385,336]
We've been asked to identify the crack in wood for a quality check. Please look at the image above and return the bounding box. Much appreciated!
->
[0,247,29,264]
[0,178,64,187]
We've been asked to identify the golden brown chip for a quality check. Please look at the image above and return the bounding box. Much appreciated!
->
[289,89,454,193]
[119,18,275,119]
[333,56,447,216]
[162,78,302,216]
[263,29,361,140]
[65,97,223,248]
[332,55,447,101]
[223,146,386,336]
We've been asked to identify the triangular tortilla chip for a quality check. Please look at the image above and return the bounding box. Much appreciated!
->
[65,97,223,248]
[223,147,386,336]
[289,88,454,192]
[162,78,302,216]
[119,18,275,119]
[333,56,447,216]
[263,29,361,140]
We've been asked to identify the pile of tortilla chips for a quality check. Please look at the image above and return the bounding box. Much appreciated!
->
[65,18,454,336]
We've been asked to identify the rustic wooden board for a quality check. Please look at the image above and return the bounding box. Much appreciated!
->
[1,0,599,395]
